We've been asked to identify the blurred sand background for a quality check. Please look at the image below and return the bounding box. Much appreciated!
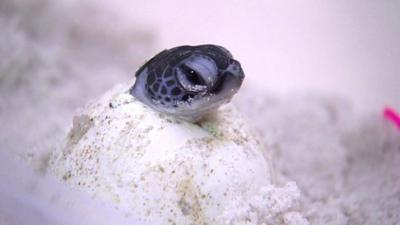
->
[0,0,400,224]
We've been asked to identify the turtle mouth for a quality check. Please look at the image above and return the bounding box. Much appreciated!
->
[210,75,244,95]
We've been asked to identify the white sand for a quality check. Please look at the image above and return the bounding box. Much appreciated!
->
[235,92,400,224]
[0,1,399,224]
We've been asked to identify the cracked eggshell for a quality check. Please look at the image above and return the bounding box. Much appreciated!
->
[49,84,273,225]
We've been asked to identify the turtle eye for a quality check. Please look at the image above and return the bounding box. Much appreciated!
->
[176,65,207,93]
[182,65,206,86]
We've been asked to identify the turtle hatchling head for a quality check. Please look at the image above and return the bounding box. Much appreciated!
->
[130,44,245,122]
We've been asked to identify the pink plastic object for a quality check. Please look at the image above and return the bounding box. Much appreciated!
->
[383,107,400,130]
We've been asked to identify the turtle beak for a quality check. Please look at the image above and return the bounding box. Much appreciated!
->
[209,59,245,97]
[228,59,245,81]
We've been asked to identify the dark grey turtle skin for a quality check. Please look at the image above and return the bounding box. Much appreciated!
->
[130,44,245,122]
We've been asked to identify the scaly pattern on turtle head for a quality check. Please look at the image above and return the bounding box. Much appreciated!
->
[130,44,245,122]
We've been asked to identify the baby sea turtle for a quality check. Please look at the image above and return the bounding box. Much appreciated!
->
[130,44,245,122]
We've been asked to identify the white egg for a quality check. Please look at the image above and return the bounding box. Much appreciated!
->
[48,84,297,225]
